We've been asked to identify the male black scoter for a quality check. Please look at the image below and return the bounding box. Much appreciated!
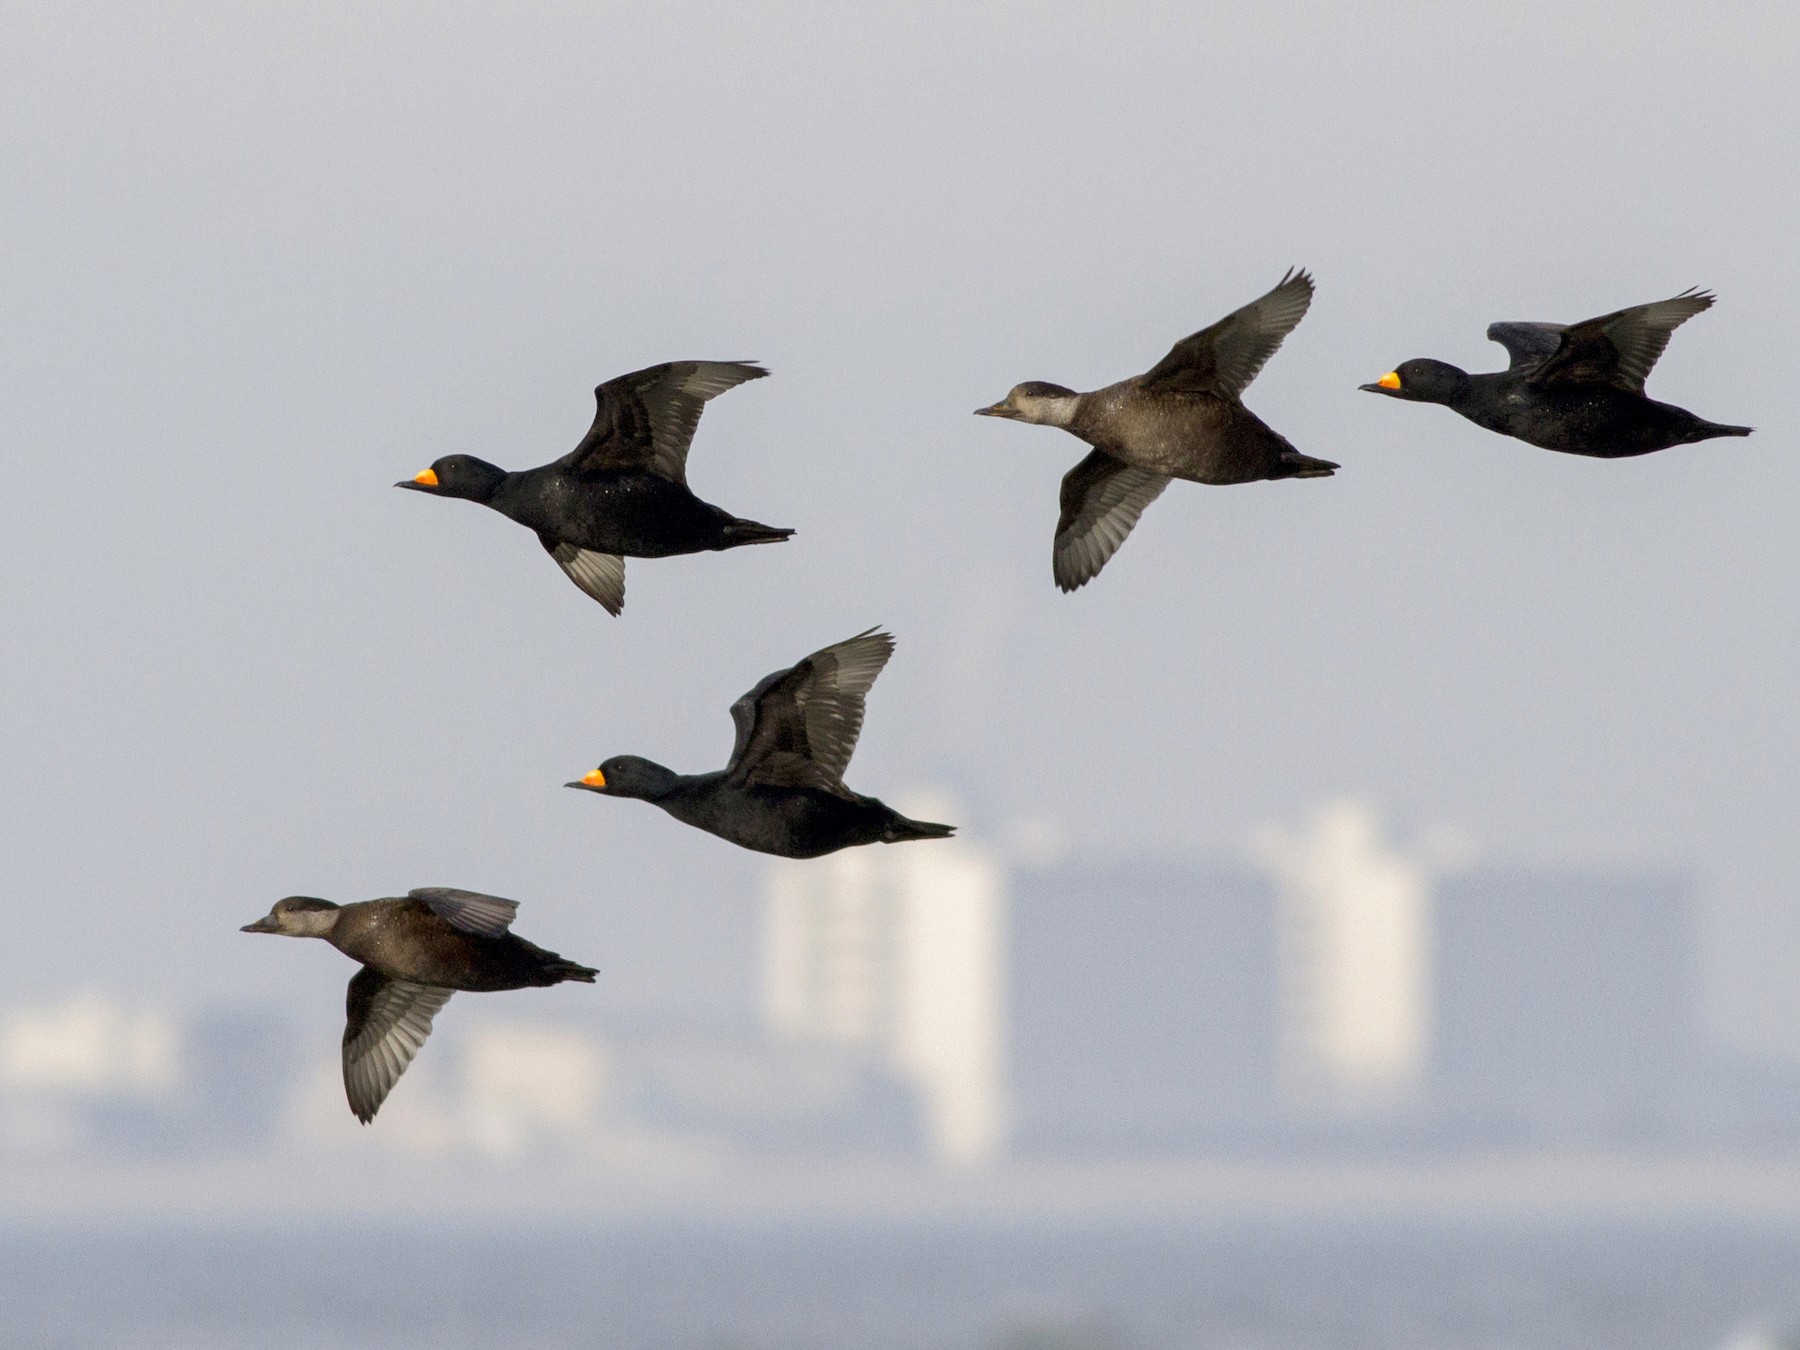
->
[1360,289,1751,456]
[242,889,596,1122]
[567,629,953,858]
[399,361,792,614]
[975,269,1336,591]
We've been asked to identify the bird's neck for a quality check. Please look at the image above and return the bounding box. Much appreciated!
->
[455,458,515,505]
[1020,394,1081,428]
[628,762,686,800]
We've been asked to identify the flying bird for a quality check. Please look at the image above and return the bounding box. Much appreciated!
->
[567,628,954,858]
[398,361,792,615]
[1360,289,1751,456]
[241,889,596,1123]
[975,268,1336,592]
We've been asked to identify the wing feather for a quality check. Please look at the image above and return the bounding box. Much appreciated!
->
[1053,450,1171,592]
[341,969,453,1124]
[562,361,767,483]
[543,538,626,615]
[1528,289,1715,392]
[410,888,518,937]
[726,629,895,786]
[1486,321,1565,372]
[1137,269,1314,400]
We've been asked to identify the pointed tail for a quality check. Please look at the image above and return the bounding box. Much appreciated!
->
[549,958,599,984]
[883,816,956,844]
[722,518,796,547]
[1272,450,1340,479]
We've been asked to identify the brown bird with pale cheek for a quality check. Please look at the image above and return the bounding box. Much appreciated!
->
[241,889,596,1123]
[976,269,1336,592]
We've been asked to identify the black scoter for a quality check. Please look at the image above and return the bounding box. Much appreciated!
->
[566,628,954,858]
[975,269,1337,591]
[242,889,596,1122]
[398,361,792,614]
[1360,288,1751,456]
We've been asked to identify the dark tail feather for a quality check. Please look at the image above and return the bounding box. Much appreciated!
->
[549,958,599,984]
[1273,451,1339,479]
[722,518,795,547]
[883,816,956,844]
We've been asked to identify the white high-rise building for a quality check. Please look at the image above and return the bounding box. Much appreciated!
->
[763,801,1008,1166]
[1257,800,1432,1114]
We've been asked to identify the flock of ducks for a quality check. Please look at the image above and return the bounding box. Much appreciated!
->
[242,271,1752,1123]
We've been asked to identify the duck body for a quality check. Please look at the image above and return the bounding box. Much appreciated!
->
[1402,371,1751,459]
[242,890,596,1123]
[1069,380,1327,484]
[479,462,790,558]
[399,360,791,615]
[1361,289,1751,458]
[596,767,952,860]
[976,269,1334,591]
[568,629,955,860]
[324,896,595,991]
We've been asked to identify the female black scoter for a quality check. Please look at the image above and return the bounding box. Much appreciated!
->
[567,629,954,858]
[975,269,1336,591]
[399,361,792,614]
[1360,288,1751,456]
[242,889,596,1122]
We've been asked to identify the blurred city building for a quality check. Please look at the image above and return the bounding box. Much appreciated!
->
[599,1014,921,1155]
[1429,865,1697,1143]
[9,803,1800,1168]
[1006,857,1279,1154]
[1257,801,1432,1117]
[0,994,298,1155]
[762,801,1008,1167]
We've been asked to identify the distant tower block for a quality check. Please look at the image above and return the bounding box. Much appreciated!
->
[1258,800,1431,1113]
[763,799,1009,1166]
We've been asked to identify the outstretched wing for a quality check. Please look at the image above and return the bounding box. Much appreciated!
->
[1486,321,1565,372]
[1136,269,1314,400]
[341,969,453,1124]
[542,537,626,615]
[726,628,896,787]
[561,361,767,484]
[410,888,518,937]
[1053,450,1171,593]
[1528,289,1715,392]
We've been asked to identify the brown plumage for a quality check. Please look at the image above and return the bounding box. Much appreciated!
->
[976,269,1337,591]
[242,889,596,1123]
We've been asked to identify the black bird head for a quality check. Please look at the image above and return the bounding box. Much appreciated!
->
[395,454,508,502]
[1359,359,1470,406]
[565,755,680,801]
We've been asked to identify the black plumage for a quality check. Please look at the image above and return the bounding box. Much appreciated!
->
[1360,289,1752,457]
[398,361,792,614]
[566,629,954,858]
[975,269,1337,591]
[241,889,596,1123]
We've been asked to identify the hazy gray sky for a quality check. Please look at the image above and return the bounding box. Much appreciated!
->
[4,2,1798,1049]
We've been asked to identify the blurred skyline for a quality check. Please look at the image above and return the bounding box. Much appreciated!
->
[9,807,1800,1232]
[4,0,1800,1088]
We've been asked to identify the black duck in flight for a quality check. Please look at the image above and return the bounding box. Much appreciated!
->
[1360,289,1751,456]
[242,889,596,1123]
[567,628,954,858]
[399,361,792,614]
[975,269,1336,592]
